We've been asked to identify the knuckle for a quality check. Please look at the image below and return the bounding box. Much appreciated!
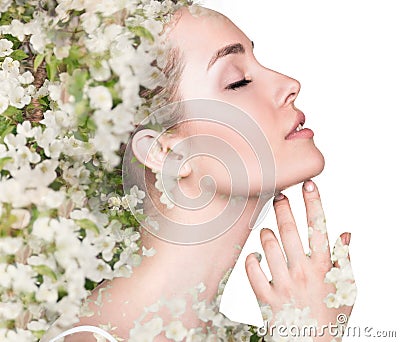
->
[279,221,297,234]
[290,265,307,283]
[258,293,270,304]
[261,232,279,251]
[314,258,333,273]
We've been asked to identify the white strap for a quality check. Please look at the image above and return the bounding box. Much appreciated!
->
[48,325,118,342]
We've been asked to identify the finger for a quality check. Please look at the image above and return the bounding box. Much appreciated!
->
[303,180,331,264]
[245,253,273,303]
[260,228,290,284]
[333,232,351,268]
[273,194,306,266]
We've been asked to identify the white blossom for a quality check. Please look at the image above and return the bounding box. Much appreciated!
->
[89,60,111,81]
[0,237,23,255]
[81,12,100,34]
[31,217,54,242]
[0,264,12,288]
[96,0,128,17]
[142,246,156,257]
[85,24,123,53]
[9,86,31,108]
[122,185,146,209]
[0,94,9,114]
[88,86,113,110]
[17,121,37,138]
[0,179,31,207]
[165,320,188,342]
[335,282,357,306]
[35,283,59,304]
[166,297,186,318]
[30,30,49,54]
[18,71,34,85]
[0,302,23,320]
[7,263,37,293]
[0,38,13,57]
[54,45,71,59]
[6,19,26,41]
[2,56,20,75]
[10,208,31,229]
[0,0,12,13]
[27,320,50,332]
[129,317,163,342]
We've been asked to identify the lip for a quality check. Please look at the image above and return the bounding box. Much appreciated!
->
[285,111,314,140]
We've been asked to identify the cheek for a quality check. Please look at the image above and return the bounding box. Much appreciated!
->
[188,121,276,196]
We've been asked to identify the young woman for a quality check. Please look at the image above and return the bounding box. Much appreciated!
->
[44,5,355,342]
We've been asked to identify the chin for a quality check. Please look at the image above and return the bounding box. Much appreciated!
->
[275,149,325,192]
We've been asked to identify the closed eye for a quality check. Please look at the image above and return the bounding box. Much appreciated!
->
[225,78,252,91]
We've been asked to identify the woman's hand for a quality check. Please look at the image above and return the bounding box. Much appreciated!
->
[245,180,356,341]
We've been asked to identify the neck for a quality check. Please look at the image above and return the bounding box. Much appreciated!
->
[139,195,267,301]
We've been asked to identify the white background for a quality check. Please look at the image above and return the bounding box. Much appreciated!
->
[202,0,400,340]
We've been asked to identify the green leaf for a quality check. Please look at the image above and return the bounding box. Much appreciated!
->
[34,54,45,72]
[0,119,15,144]
[45,55,62,81]
[0,12,12,26]
[65,46,85,74]
[33,265,57,282]
[9,49,29,61]
[75,100,89,121]
[57,286,68,300]
[129,26,155,43]
[0,157,13,171]
[0,119,13,135]
[86,117,97,132]
[76,218,100,235]
[68,69,89,102]
[49,179,63,191]
[2,105,21,118]
[250,333,261,342]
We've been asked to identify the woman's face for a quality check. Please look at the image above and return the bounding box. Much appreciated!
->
[168,7,324,193]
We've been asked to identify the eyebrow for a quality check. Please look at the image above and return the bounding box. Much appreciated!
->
[207,43,246,71]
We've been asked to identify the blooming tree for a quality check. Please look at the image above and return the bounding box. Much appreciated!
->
[0,1,190,340]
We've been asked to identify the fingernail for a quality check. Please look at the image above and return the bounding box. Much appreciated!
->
[303,180,315,192]
[253,252,262,262]
[345,232,351,245]
[274,193,285,202]
[341,232,351,245]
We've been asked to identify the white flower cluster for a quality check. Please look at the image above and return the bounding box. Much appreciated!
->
[324,237,357,309]
[258,301,318,342]
[154,170,177,209]
[0,51,34,113]
[126,275,258,342]
[0,1,191,341]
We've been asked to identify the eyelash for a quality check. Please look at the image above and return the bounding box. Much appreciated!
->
[225,78,252,91]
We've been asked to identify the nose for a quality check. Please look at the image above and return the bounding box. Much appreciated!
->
[270,71,301,108]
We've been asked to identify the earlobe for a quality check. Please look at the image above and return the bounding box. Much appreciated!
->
[178,160,191,178]
[131,129,192,178]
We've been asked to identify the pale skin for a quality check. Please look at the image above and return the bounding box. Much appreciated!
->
[44,7,354,342]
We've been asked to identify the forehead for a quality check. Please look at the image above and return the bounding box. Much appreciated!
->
[168,7,250,68]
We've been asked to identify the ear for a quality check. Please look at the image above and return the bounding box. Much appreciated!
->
[131,129,192,178]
